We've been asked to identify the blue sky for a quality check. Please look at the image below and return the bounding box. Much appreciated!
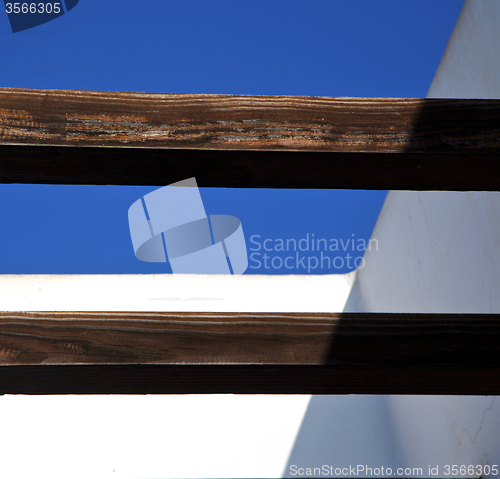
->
[0,0,464,274]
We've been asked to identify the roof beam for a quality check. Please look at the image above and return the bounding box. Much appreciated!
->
[0,311,499,395]
[1,88,500,190]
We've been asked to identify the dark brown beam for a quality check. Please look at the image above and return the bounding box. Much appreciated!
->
[1,312,499,394]
[1,365,499,395]
[1,145,500,190]
[1,88,500,190]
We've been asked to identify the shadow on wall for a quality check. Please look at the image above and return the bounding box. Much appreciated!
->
[282,96,500,476]
[282,396,406,478]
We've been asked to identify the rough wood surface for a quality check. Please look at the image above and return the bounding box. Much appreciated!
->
[1,311,499,394]
[0,88,499,152]
[0,312,498,367]
[1,88,500,189]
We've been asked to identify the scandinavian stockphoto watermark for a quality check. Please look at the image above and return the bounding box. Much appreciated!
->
[128,178,248,275]
[127,178,376,275]
[249,234,378,273]
[3,0,79,33]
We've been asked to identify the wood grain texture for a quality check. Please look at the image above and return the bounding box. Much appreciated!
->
[1,88,499,152]
[1,88,500,189]
[1,311,500,366]
[0,312,499,394]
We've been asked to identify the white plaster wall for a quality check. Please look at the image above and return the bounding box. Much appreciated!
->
[427,0,500,99]
[315,0,500,475]
[283,396,499,478]
[344,190,500,313]
[0,395,311,479]
[0,273,355,312]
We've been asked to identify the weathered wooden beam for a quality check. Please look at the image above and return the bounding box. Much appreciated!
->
[1,88,500,189]
[1,88,499,152]
[1,312,499,394]
[2,311,499,366]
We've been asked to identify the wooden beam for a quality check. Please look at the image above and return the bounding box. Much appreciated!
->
[1,88,499,153]
[1,312,499,394]
[2,89,500,394]
[2,311,499,366]
[1,88,500,189]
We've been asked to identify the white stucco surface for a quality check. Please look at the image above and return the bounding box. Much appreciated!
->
[427,0,500,99]
[344,190,500,313]
[283,396,499,478]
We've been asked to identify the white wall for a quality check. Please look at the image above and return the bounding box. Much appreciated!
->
[0,273,355,313]
[284,396,498,478]
[344,190,500,313]
[284,1,500,477]
[427,0,500,99]
[0,395,311,479]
